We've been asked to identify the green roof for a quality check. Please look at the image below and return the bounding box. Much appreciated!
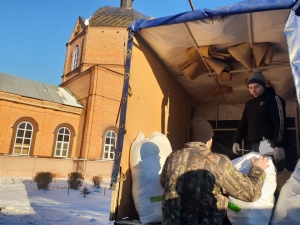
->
[0,72,83,108]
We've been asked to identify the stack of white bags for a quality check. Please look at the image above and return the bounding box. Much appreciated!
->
[130,131,172,224]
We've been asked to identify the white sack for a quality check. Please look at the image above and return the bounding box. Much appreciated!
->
[259,139,275,155]
[227,152,277,225]
[130,131,172,224]
[270,159,300,225]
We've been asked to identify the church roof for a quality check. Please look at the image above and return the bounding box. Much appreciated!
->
[89,6,149,27]
[0,72,83,108]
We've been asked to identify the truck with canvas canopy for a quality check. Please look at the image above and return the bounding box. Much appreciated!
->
[109,0,300,224]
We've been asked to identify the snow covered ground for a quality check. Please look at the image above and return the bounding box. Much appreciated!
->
[0,177,113,225]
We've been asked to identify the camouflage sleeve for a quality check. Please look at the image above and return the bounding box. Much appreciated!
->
[217,159,266,202]
[160,155,168,188]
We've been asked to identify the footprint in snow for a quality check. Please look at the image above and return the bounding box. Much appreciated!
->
[90,218,97,222]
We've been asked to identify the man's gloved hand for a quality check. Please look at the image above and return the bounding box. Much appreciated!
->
[274,147,285,162]
[232,143,240,155]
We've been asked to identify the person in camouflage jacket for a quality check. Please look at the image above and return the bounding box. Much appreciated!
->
[160,117,269,225]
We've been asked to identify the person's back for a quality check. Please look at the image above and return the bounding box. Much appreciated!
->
[160,143,226,224]
[160,118,269,225]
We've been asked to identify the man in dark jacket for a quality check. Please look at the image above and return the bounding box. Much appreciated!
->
[232,69,286,163]
[160,117,269,225]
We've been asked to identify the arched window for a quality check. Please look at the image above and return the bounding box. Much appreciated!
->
[103,130,117,160]
[54,127,71,157]
[13,122,33,155]
[72,46,79,70]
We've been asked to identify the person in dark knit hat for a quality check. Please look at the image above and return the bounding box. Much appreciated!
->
[232,69,286,168]
[247,69,266,89]
[160,117,269,225]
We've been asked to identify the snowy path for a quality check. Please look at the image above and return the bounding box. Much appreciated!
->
[0,178,113,225]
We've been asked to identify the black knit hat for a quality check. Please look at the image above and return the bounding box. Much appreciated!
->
[247,69,266,89]
[188,117,214,143]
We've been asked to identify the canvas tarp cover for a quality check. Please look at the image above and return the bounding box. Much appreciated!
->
[126,0,300,105]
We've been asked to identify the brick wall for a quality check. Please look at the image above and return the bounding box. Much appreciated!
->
[61,25,127,160]
[0,93,82,157]
[84,27,126,65]
[0,155,114,179]
[63,31,86,79]
[61,66,123,160]
[62,26,127,83]
[0,15,129,178]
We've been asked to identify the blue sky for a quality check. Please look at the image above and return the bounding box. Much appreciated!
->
[0,0,240,85]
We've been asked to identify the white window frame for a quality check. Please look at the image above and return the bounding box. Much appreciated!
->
[72,46,79,70]
[103,130,116,160]
[54,127,71,157]
[13,122,33,155]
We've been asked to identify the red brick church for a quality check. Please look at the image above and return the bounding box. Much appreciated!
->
[0,0,148,179]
